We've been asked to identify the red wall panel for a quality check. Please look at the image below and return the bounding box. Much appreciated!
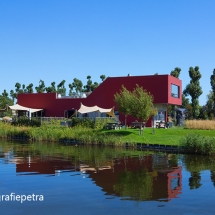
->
[18,75,182,126]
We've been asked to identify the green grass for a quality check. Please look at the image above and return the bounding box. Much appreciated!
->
[101,126,215,145]
[1,120,215,147]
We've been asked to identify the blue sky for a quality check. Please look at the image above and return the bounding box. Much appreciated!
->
[0,0,214,105]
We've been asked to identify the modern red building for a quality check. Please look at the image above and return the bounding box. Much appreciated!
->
[17,74,182,127]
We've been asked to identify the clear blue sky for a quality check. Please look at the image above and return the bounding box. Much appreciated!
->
[0,0,215,105]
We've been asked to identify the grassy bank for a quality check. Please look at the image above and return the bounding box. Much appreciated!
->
[1,121,215,147]
[102,126,215,145]
[0,122,125,145]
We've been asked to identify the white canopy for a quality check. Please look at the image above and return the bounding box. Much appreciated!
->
[8,104,43,113]
[78,103,115,117]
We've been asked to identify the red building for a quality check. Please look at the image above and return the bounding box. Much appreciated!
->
[17,74,182,127]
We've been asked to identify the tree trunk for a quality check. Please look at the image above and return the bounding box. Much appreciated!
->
[125,115,127,130]
[152,116,155,134]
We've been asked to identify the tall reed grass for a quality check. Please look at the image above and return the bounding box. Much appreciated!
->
[0,122,124,145]
[180,134,215,155]
[184,120,215,130]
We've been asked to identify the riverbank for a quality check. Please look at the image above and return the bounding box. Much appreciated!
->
[1,121,215,145]
[102,126,215,145]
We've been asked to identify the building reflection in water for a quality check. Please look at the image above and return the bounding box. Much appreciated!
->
[14,153,182,201]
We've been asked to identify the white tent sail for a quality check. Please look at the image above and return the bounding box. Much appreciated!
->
[77,103,115,117]
[8,104,43,113]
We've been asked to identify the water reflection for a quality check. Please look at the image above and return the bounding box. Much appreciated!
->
[182,154,215,189]
[0,141,184,202]
[85,156,182,201]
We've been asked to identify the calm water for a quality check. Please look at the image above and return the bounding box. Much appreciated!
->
[1,140,215,215]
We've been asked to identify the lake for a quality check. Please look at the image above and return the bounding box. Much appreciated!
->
[1,140,215,215]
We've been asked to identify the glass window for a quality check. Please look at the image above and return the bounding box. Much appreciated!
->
[154,111,165,121]
[171,84,179,98]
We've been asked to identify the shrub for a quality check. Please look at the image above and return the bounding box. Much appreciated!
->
[180,134,215,155]
[12,117,41,127]
[71,117,94,128]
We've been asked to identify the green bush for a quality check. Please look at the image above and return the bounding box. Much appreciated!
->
[11,117,41,127]
[71,117,94,128]
[180,134,215,155]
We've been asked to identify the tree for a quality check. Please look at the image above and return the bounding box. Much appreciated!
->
[26,83,34,93]
[84,76,92,92]
[0,90,13,116]
[57,80,66,96]
[170,67,181,78]
[68,83,74,96]
[182,94,190,107]
[205,91,214,119]
[35,80,46,93]
[130,85,155,135]
[46,82,57,93]
[114,85,133,129]
[91,82,99,91]
[100,75,106,82]
[10,90,16,103]
[70,78,83,96]
[13,82,26,98]
[15,82,22,96]
[182,94,192,119]
[210,68,215,116]
[183,66,202,119]
[114,85,156,133]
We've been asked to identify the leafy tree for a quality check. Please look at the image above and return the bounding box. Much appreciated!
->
[57,80,66,96]
[46,82,57,93]
[91,82,99,91]
[84,76,93,92]
[130,85,155,135]
[183,66,202,119]
[70,78,83,95]
[0,90,13,116]
[182,94,192,119]
[35,80,46,93]
[68,83,74,96]
[205,91,214,119]
[210,68,215,115]
[13,82,26,98]
[22,84,27,93]
[26,83,34,93]
[114,85,133,129]
[10,90,16,103]
[15,82,21,92]
[170,67,181,78]
[100,75,106,82]
[114,85,155,133]
[198,105,208,120]
[15,82,22,95]
[182,94,190,107]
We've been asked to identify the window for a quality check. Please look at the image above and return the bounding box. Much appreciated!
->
[154,111,165,121]
[171,84,179,98]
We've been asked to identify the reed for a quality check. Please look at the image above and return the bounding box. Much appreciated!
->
[179,134,215,155]
[184,120,215,130]
[0,122,125,145]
